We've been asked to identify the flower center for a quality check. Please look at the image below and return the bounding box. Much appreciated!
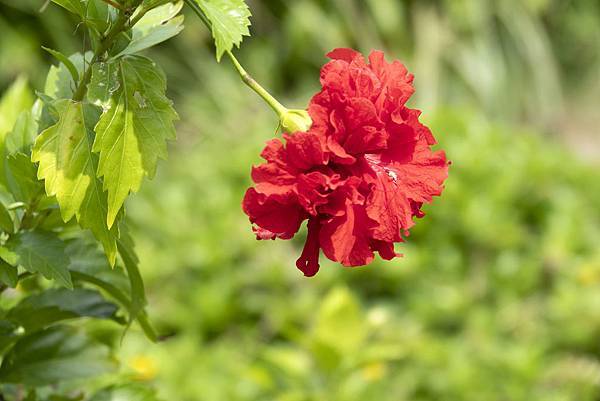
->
[385,169,398,183]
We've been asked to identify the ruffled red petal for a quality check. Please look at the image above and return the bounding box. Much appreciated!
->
[296,218,321,276]
[242,48,449,276]
[242,188,305,240]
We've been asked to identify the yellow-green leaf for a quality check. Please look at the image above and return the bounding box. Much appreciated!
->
[0,77,34,180]
[32,100,118,265]
[194,0,251,61]
[90,56,177,228]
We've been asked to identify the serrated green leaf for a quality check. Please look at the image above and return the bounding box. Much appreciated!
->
[7,288,119,332]
[194,0,251,61]
[42,47,80,84]
[90,56,177,227]
[6,230,72,288]
[0,326,117,386]
[89,384,162,401]
[32,100,118,264]
[0,259,18,288]
[116,2,184,56]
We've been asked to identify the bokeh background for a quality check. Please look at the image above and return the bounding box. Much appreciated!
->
[1,0,600,399]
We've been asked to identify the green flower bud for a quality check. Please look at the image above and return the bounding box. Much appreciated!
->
[280,109,312,133]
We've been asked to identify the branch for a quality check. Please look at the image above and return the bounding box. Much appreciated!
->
[72,12,129,101]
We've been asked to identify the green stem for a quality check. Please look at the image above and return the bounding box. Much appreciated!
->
[183,0,287,116]
[72,12,128,101]
[72,2,148,101]
[184,0,210,27]
[225,51,287,115]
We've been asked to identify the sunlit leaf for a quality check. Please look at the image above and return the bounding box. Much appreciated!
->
[0,77,34,179]
[90,56,177,228]
[32,100,118,264]
[194,0,251,61]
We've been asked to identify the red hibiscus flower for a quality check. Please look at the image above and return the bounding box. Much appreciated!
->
[243,48,449,277]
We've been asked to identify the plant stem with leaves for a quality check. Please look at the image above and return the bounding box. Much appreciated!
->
[73,2,149,101]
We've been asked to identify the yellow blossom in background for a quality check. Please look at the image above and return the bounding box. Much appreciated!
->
[361,362,387,382]
[129,355,159,381]
[577,263,600,286]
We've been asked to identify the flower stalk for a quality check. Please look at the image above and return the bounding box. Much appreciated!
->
[184,0,312,133]
[225,51,286,116]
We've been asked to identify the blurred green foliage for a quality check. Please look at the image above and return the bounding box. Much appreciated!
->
[1,0,599,400]
[122,105,600,401]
